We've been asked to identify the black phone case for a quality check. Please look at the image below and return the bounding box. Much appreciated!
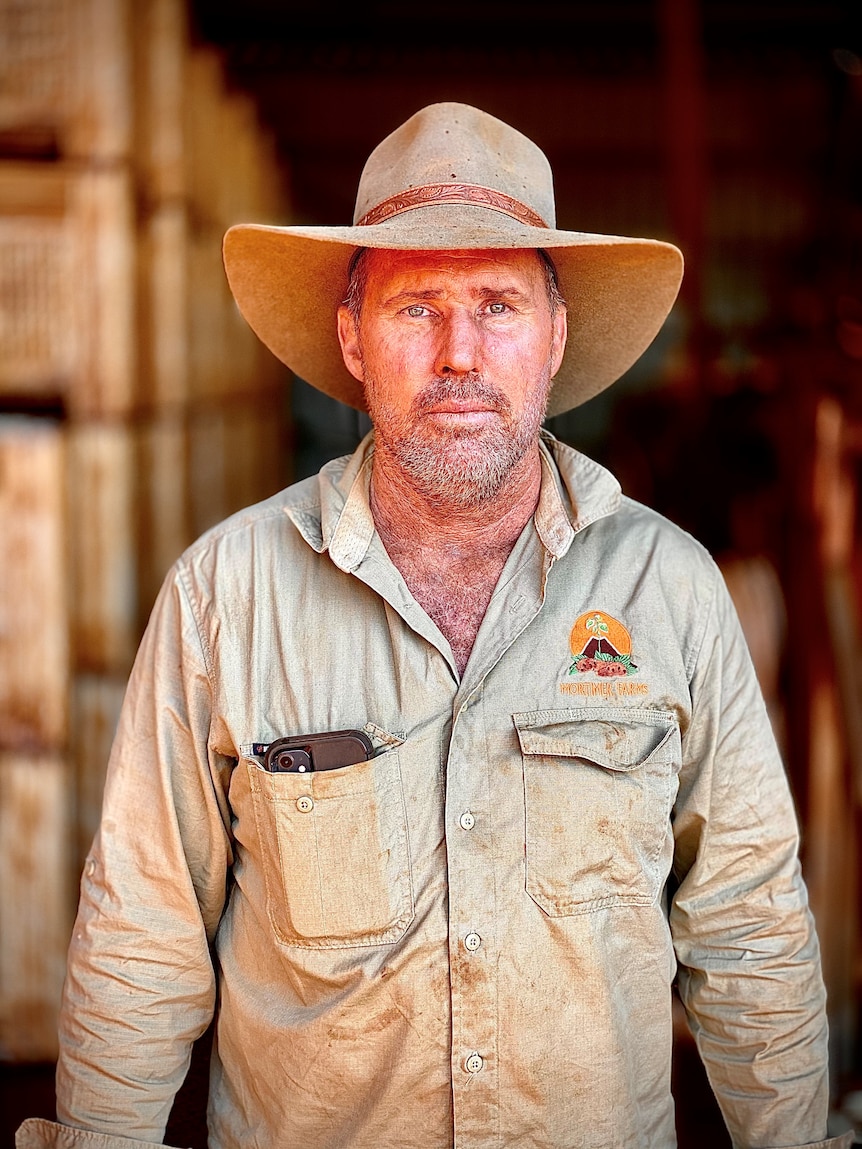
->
[263,729,374,773]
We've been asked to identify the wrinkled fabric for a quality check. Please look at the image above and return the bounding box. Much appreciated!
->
[15,1119,188,1149]
[29,433,847,1148]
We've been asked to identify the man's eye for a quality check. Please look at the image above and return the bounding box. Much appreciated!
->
[487,302,508,314]
[405,305,428,318]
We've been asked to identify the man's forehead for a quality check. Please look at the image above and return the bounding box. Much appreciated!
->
[361,247,545,287]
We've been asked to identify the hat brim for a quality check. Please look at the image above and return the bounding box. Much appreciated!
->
[223,206,684,417]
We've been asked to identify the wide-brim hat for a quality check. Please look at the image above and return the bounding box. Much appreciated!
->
[223,102,683,417]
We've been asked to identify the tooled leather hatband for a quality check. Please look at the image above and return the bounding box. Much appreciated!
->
[356,183,548,229]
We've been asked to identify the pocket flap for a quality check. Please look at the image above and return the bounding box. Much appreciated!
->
[513,708,678,773]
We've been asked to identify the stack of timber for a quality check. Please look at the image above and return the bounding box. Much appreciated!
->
[0,0,289,1060]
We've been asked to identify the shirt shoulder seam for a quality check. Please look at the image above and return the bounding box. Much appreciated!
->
[183,501,299,559]
[684,560,721,683]
[175,562,217,687]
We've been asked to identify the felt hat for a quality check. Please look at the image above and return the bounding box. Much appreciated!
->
[223,102,683,416]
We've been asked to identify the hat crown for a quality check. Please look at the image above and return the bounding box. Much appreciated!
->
[353,102,557,229]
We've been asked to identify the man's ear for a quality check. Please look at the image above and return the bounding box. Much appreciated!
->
[337,306,365,383]
[550,306,567,378]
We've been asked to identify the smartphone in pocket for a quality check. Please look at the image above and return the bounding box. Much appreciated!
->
[262,729,374,773]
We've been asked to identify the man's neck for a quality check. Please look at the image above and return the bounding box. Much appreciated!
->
[369,443,544,674]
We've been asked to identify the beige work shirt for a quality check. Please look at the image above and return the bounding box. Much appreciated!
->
[19,433,852,1149]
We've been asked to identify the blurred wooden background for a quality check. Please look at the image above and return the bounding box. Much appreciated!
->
[0,0,289,1062]
[0,0,860,1141]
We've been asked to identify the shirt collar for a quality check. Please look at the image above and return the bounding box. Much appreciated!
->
[283,429,621,567]
[539,430,622,544]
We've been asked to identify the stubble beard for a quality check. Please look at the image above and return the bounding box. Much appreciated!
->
[364,367,553,509]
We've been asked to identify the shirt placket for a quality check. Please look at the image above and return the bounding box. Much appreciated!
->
[446,682,500,1147]
[445,546,555,1149]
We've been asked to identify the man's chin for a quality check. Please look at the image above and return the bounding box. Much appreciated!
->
[413,418,511,450]
[393,438,528,506]
[408,432,509,469]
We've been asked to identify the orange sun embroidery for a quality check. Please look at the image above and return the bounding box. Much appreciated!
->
[568,611,638,677]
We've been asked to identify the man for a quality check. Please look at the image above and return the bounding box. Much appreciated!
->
[18,103,851,1149]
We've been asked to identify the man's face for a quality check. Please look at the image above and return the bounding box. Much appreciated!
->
[337,248,567,507]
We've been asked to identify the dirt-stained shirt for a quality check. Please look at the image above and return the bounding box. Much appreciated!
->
[17,433,852,1149]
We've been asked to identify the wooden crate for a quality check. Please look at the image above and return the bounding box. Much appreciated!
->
[138,202,190,411]
[0,163,137,416]
[183,50,226,232]
[224,398,283,516]
[65,0,133,161]
[68,422,138,675]
[187,398,283,539]
[0,418,68,750]
[137,412,190,615]
[0,0,295,1070]
[0,0,71,140]
[0,751,72,1061]
[133,0,186,205]
[0,0,134,162]
[187,404,230,537]
[187,222,289,405]
[218,93,267,227]
[68,168,137,417]
[0,164,74,400]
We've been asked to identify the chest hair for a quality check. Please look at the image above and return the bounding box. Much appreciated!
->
[395,546,510,675]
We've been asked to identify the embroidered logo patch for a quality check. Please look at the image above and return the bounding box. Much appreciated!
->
[567,610,638,677]
[559,611,649,698]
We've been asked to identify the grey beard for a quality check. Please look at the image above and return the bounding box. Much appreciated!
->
[368,373,551,508]
[387,421,531,507]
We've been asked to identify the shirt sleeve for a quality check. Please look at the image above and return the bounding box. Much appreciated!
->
[670,566,839,1147]
[54,567,234,1142]
[15,1117,184,1149]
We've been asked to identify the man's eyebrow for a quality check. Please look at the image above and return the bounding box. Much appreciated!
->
[383,285,531,306]
[383,289,447,306]
[474,285,530,301]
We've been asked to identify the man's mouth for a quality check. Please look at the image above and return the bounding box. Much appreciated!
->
[425,410,499,433]
[415,378,511,423]
[425,399,499,420]
[427,397,496,413]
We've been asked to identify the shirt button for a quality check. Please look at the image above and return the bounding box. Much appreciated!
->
[464,932,482,952]
[459,811,475,831]
[464,1052,484,1074]
[295,795,314,813]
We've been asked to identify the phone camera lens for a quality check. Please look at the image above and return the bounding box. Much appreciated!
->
[277,751,305,772]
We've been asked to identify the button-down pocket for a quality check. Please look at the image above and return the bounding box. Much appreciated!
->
[248,742,414,948]
[514,707,680,916]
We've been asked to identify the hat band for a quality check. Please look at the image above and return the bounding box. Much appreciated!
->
[356,182,548,229]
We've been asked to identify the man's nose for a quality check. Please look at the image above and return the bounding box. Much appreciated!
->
[435,310,482,376]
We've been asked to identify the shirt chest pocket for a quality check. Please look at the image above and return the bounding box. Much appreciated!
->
[248,745,414,948]
[514,708,681,916]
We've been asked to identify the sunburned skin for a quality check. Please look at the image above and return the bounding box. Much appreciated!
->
[369,475,539,674]
[337,248,567,675]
